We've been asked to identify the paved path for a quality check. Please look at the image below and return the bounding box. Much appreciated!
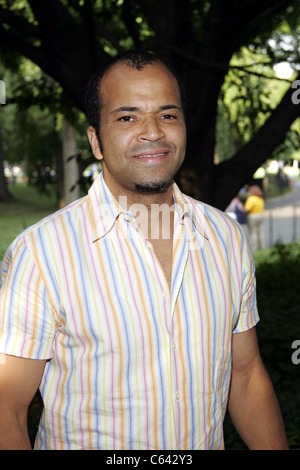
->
[262,181,300,249]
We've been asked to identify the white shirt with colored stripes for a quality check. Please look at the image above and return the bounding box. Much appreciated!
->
[0,172,259,450]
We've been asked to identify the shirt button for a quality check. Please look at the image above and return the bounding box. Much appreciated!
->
[172,342,176,349]
[162,291,168,299]
[176,392,180,400]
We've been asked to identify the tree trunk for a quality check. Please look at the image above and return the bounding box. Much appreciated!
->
[0,129,14,203]
[55,136,64,208]
[212,75,300,210]
[60,119,80,208]
[177,72,300,209]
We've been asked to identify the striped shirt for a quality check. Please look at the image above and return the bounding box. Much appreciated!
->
[0,172,259,450]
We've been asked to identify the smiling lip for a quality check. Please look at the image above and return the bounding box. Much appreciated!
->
[133,149,169,162]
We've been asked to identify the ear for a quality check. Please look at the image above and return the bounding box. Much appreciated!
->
[87,126,103,161]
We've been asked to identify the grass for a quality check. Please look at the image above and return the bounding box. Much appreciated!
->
[0,183,57,261]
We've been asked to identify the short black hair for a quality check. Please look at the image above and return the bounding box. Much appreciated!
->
[84,50,186,146]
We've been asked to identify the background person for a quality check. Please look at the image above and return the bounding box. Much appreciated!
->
[225,195,248,225]
[244,185,265,251]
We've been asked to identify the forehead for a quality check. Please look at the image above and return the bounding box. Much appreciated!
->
[99,61,181,108]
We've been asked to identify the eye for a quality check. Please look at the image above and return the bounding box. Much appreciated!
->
[161,114,177,120]
[118,115,135,122]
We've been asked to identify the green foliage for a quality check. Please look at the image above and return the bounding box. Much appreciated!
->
[225,241,300,449]
[216,45,297,163]
[0,58,93,195]
[256,242,300,388]
[255,242,300,448]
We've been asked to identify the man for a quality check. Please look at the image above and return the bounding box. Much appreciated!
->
[0,51,288,450]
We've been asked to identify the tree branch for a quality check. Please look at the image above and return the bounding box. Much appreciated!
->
[164,45,296,83]
[0,5,39,39]
[213,73,300,208]
[122,0,142,49]
[27,0,75,36]
[138,0,197,50]
[0,25,54,73]
[93,21,125,53]
[236,0,297,34]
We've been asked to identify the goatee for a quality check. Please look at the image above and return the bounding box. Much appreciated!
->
[135,181,168,193]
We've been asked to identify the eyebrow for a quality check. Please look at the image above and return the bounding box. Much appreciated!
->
[110,104,182,115]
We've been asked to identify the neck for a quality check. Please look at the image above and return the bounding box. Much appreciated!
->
[103,175,174,210]
[103,176,175,240]
[126,185,174,209]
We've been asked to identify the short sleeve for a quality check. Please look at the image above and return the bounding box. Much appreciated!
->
[0,236,56,360]
[233,227,260,334]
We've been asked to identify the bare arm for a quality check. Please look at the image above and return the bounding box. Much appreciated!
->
[0,354,46,450]
[228,327,289,450]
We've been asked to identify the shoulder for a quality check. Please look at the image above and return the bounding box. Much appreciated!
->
[184,192,245,237]
[6,195,89,255]
[182,192,252,262]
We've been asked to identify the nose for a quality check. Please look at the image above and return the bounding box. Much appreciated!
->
[137,116,165,142]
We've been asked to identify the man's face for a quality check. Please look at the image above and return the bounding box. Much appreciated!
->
[87,61,186,198]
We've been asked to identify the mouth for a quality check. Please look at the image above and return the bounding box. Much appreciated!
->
[133,150,169,163]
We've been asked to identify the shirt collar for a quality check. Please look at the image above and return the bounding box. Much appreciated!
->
[173,182,207,239]
[88,172,207,242]
[88,172,123,242]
